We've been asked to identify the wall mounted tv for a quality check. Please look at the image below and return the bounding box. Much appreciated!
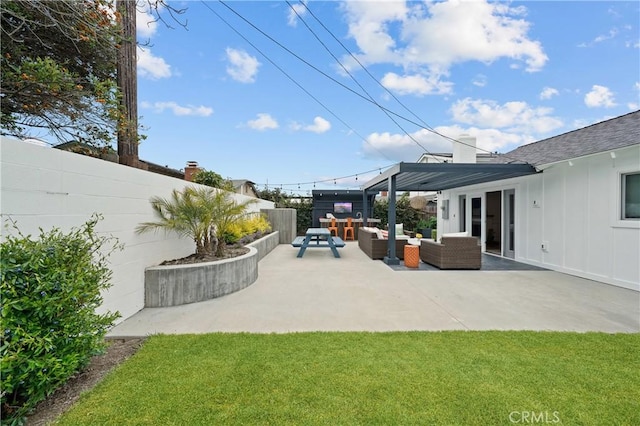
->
[334,202,353,213]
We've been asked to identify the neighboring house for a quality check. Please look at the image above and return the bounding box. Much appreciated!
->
[410,135,496,209]
[184,161,259,198]
[231,179,258,198]
[436,111,639,290]
[55,140,184,178]
[55,140,119,163]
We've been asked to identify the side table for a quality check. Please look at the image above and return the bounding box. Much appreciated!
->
[404,245,420,268]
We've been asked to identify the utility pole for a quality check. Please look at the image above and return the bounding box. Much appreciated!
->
[116,0,139,167]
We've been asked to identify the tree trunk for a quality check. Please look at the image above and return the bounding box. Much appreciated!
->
[116,0,139,167]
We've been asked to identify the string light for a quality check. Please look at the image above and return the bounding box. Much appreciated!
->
[255,163,395,190]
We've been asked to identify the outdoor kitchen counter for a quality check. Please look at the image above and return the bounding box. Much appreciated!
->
[319,218,381,240]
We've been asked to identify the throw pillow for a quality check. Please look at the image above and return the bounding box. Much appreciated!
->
[438,231,469,243]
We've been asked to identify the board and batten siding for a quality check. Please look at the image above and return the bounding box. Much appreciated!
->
[438,144,639,291]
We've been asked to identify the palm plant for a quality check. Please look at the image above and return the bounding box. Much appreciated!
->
[136,186,257,258]
[208,190,257,257]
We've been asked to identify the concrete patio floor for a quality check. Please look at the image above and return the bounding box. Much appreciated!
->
[107,242,640,337]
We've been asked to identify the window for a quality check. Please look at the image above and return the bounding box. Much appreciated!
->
[622,172,640,219]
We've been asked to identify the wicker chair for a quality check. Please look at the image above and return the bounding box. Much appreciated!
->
[419,236,481,269]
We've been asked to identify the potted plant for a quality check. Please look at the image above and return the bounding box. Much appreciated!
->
[415,219,429,238]
[418,216,438,240]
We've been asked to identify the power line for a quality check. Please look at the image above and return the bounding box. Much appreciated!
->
[297,1,524,163]
[206,1,530,189]
[286,0,441,163]
[217,0,531,166]
[253,163,396,190]
[201,0,394,164]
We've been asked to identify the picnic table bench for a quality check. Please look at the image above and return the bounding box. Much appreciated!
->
[291,228,345,258]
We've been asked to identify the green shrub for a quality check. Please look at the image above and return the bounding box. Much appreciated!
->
[374,194,422,229]
[243,213,272,235]
[0,214,121,424]
[426,216,437,229]
[225,214,273,245]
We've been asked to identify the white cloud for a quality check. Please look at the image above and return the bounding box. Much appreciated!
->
[141,101,213,117]
[578,27,620,47]
[341,1,408,64]
[137,47,171,79]
[247,113,278,131]
[472,74,487,88]
[136,3,159,39]
[584,85,616,108]
[287,1,307,27]
[593,28,619,43]
[362,128,450,162]
[381,72,453,96]
[540,87,559,100]
[341,0,547,96]
[225,48,260,83]
[361,124,536,162]
[291,116,331,134]
[450,98,563,134]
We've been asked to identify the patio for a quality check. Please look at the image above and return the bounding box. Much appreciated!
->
[107,242,639,337]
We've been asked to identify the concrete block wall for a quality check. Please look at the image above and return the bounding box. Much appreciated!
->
[262,208,296,243]
[1,137,275,322]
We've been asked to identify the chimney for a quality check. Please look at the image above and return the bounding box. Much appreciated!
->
[184,161,200,181]
[453,134,476,163]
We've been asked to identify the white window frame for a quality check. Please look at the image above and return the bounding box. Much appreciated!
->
[621,171,640,220]
[613,169,640,229]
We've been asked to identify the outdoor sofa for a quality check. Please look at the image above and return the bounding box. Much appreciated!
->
[358,227,408,260]
[419,233,481,269]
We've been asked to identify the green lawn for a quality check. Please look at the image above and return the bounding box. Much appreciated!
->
[58,331,639,425]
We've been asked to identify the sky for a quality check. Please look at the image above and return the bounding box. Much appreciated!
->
[134,0,640,195]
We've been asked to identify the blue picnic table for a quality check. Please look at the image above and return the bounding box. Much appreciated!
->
[291,228,345,258]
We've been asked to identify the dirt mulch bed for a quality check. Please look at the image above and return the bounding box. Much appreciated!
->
[160,246,250,265]
[26,338,145,425]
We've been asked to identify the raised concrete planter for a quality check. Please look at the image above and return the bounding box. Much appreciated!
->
[145,231,280,308]
[247,230,279,261]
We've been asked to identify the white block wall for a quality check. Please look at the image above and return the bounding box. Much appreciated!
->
[1,137,275,322]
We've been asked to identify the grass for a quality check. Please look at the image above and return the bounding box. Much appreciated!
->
[58,331,639,425]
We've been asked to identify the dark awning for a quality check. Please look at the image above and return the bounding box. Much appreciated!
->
[361,162,538,193]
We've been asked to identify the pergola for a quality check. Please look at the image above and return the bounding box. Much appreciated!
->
[360,162,539,264]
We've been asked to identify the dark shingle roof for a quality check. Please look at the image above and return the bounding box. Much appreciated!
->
[496,110,639,166]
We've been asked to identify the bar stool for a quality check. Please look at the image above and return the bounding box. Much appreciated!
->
[343,217,355,241]
[328,218,339,236]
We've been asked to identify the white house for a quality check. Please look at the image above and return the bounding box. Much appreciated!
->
[436,111,639,291]
[362,111,639,290]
